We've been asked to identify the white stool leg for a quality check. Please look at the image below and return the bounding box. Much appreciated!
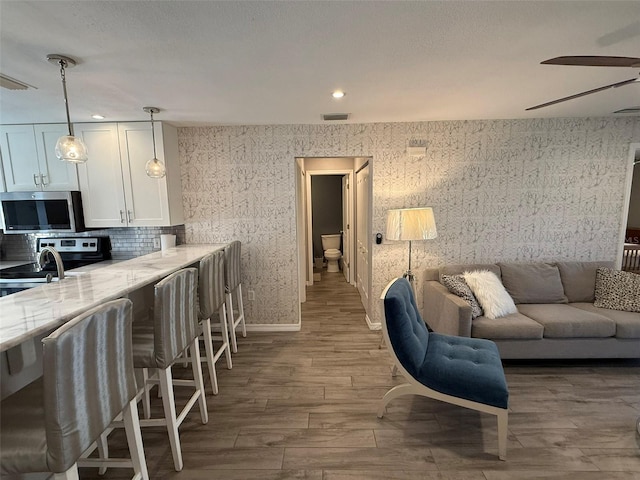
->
[201,318,219,394]
[189,337,209,424]
[236,284,246,337]
[54,464,80,480]
[159,367,183,472]
[226,292,238,353]
[219,304,232,369]
[122,398,149,480]
[141,368,151,420]
[96,431,109,475]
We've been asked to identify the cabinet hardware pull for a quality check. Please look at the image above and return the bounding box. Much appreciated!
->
[127,210,133,222]
[40,174,48,186]
[119,210,125,223]
[33,174,40,186]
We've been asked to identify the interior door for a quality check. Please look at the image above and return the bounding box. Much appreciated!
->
[356,164,370,308]
[341,175,350,283]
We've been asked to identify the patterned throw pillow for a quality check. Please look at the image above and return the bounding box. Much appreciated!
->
[441,274,484,319]
[594,267,640,313]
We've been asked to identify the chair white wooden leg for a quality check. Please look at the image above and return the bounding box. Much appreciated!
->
[237,284,246,338]
[189,338,209,424]
[220,305,232,369]
[122,398,149,480]
[54,464,80,480]
[377,383,423,418]
[226,291,238,353]
[96,432,109,475]
[201,318,219,394]
[158,367,183,472]
[141,368,151,419]
[497,409,509,461]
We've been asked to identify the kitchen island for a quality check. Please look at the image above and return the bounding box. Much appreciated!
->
[0,244,227,352]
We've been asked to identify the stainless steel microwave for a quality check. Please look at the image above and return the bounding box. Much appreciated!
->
[0,191,86,234]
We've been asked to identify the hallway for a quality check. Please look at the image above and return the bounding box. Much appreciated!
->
[80,271,640,479]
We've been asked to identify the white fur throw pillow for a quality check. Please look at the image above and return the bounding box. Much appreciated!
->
[463,270,518,319]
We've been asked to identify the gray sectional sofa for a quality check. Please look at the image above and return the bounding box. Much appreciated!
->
[423,261,640,359]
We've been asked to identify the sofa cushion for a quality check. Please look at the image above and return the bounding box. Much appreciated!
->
[442,274,484,319]
[517,304,616,338]
[498,262,568,304]
[472,312,544,339]
[594,267,640,313]
[463,270,518,319]
[439,263,500,281]
[570,303,640,339]
[557,261,615,303]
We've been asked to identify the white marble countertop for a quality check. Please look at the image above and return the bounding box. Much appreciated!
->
[0,244,227,351]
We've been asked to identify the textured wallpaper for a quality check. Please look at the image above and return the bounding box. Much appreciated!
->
[178,117,640,326]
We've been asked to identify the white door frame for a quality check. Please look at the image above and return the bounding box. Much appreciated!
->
[305,169,354,286]
[618,142,640,267]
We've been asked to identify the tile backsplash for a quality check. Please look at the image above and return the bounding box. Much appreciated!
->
[0,226,186,262]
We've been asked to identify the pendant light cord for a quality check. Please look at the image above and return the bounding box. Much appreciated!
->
[58,60,74,137]
[150,110,158,160]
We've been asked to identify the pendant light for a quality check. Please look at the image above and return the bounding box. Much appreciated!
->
[47,54,88,163]
[143,106,166,178]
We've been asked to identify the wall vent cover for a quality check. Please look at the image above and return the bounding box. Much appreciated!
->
[323,113,349,121]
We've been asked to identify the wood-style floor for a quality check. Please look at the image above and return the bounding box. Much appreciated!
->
[82,270,640,480]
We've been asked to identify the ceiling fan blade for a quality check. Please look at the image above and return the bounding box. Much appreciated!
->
[541,56,640,67]
[526,77,638,111]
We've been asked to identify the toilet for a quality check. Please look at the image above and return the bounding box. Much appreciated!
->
[321,234,342,273]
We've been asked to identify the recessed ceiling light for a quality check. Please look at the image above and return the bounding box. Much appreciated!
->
[332,91,345,99]
[91,114,105,120]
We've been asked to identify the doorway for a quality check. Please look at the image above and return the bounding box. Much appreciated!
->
[620,143,640,270]
[295,156,373,326]
[306,169,354,286]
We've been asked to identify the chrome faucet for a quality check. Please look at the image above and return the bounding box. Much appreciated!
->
[38,246,65,281]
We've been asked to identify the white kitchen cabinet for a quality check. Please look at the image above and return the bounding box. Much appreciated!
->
[75,122,184,228]
[0,124,79,192]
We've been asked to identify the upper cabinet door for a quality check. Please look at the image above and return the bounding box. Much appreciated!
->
[0,125,41,191]
[117,122,171,226]
[75,123,128,228]
[33,124,79,190]
[0,124,78,192]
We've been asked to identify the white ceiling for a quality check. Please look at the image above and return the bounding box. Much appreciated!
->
[1,1,639,127]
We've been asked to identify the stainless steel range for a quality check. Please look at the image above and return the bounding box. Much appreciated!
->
[0,237,111,296]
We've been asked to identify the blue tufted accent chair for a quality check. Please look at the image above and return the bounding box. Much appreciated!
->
[378,277,509,460]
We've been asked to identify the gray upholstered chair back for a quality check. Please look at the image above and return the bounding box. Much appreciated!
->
[199,250,226,320]
[43,298,136,473]
[224,240,242,292]
[153,267,199,369]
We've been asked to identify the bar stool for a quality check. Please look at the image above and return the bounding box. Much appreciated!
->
[198,250,233,394]
[0,298,148,480]
[224,240,246,353]
[132,267,208,472]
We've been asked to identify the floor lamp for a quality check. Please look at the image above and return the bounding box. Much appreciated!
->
[386,207,438,291]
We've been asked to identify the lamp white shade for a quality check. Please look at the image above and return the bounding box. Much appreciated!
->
[386,207,437,241]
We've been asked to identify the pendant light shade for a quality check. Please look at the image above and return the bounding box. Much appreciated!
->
[47,54,88,163]
[143,107,166,179]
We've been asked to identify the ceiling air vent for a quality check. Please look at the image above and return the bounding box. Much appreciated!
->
[0,73,34,90]
[613,106,640,114]
[323,113,349,121]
